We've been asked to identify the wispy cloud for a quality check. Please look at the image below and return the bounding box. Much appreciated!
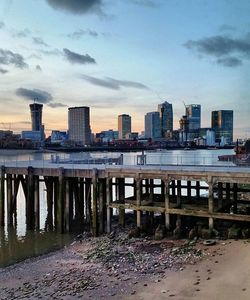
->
[0,21,5,29]
[184,33,250,67]
[33,37,49,47]
[63,48,96,65]
[81,74,149,90]
[0,68,8,74]
[36,65,42,71]
[67,29,98,39]
[129,0,158,7]
[46,0,105,16]
[47,102,67,108]
[39,48,61,56]
[13,28,31,38]
[16,88,53,103]
[0,48,28,69]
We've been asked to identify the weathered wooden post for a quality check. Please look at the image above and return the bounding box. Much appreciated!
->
[196,181,200,198]
[106,177,112,233]
[64,178,70,232]
[217,182,223,210]
[7,173,13,226]
[0,166,5,227]
[34,175,40,230]
[85,177,92,229]
[57,168,65,233]
[98,178,106,234]
[136,177,142,228]
[164,179,170,229]
[171,180,176,197]
[233,183,238,213]
[208,177,214,230]
[27,167,35,230]
[187,180,191,201]
[226,183,231,205]
[92,168,98,237]
[177,180,181,207]
[118,178,125,227]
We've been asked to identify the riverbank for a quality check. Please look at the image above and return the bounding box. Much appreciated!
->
[0,232,249,299]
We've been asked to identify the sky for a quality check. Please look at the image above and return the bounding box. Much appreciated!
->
[0,0,250,139]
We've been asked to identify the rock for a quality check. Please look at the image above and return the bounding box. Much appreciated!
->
[188,227,198,240]
[155,224,165,240]
[161,290,167,294]
[128,227,141,239]
[228,225,241,239]
[242,228,250,239]
[173,225,181,239]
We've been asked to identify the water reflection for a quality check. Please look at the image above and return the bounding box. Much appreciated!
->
[0,227,72,268]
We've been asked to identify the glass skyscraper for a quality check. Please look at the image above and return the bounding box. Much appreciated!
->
[144,112,161,139]
[185,104,201,131]
[158,101,173,137]
[118,114,131,139]
[211,110,233,144]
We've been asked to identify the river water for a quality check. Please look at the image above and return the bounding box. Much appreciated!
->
[0,148,234,267]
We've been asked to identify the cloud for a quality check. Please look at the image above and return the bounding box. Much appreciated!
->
[0,68,8,74]
[47,102,67,108]
[39,48,61,56]
[129,0,157,7]
[184,33,250,67]
[63,48,96,64]
[67,29,98,39]
[217,56,242,67]
[81,75,149,90]
[219,24,236,32]
[13,28,31,38]
[16,88,53,103]
[36,65,42,71]
[0,21,5,29]
[0,48,28,69]
[46,0,105,16]
[33,37,49,47]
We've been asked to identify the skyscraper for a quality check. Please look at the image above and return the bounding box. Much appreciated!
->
[30,103,43,131]
[211,110,233,144]
[118,114,131,139]
[185,104,201,131]
[158,101,173,137]
[68,106,91,145]
[144,112,161,139]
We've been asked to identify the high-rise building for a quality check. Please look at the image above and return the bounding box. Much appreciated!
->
[158,101,173,137]
[211,110,233,144]
[68,106,91,145]
[186,104,201,131]
[118,114,131,139]
[144,112,161,139]
[30,103,43,131]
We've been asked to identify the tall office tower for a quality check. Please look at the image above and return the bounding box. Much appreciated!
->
[68,106,91,145]
[144,112,161,139]
[30,103,43,131]
[158,101,173,137]
[211,110,233,144]
[186,104,201,131]
[118,114,131,139]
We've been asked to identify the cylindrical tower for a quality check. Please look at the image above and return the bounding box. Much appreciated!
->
[29,103,43,131]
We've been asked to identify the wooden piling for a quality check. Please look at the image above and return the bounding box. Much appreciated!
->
[34,175,40,230]
[118,178,125,227]
[136,177,142,227]
[7,174,13,226]
[92,169,98,237]
[27,167,35,230]
[208,179,214,230]
[164,179,170,229]
[57,168,64,233]
[106,178,112,233]
[0,166,5,226]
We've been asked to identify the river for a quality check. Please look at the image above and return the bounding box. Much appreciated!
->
[0,148,234,267]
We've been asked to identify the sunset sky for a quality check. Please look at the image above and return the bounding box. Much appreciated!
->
[0,0,249,138]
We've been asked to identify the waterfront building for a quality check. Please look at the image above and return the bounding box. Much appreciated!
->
[21,130,43,141]
[125,132,138,140]
[30,103,43,131]
[68,106,91,145]
[179,115,189,144]
[158,101,173,137]
[96,130,118,143]
[211,110,233,144]
[144,111,161,139]
[186,104,201,131]
[118,114,131,139]
[51,130,68,144]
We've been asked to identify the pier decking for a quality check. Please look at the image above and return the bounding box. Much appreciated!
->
[1,161,250,236]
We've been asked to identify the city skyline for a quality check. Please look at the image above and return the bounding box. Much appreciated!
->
[0,0,249,138]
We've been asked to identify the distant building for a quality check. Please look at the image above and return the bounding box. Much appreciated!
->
[144,111,161,139]
[118,114,131,139]
[186,104,201,131]
[21,130,43,141]
[211,110,233,144]
[158,101,173,137]
[96,130,118,143]
[179,115,189,144]
[68,106,91,145]
[51,130,68,144]
[30,103,43,131]
[125,132,138,140]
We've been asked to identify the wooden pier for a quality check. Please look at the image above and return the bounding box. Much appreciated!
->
[0,163,250,236]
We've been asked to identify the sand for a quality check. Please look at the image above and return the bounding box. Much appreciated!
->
[0,239,250,299]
